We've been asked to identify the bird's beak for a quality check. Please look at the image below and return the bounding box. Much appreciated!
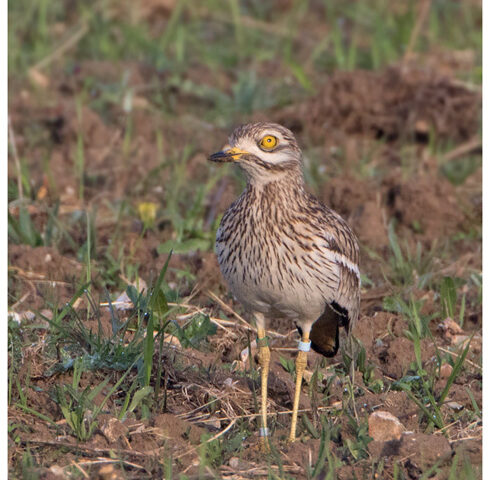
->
[208,146,249,163]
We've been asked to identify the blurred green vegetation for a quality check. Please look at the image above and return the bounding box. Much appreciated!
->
[9,0,482,94]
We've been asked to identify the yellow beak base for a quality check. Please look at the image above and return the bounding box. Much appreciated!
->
[208,147,249,163]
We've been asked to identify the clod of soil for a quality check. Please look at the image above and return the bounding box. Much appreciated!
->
[278,66,481,144]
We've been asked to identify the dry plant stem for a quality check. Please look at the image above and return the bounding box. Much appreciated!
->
[207,290,288,338]
[442,136,481,163]
[17,438,160,459]
[403,0,432,63]
[70,460,89,478]
[193,405,337,424]
[438,346,481,371]
[10,292,31,311]
[257,327,270,452]
[65,459,145,472]
[174,419,238,461]
[207,290,254,330]
[32,22,89,71]
[289,331,310,443]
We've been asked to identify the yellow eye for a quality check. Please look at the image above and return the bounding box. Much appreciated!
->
[259,135,278,150]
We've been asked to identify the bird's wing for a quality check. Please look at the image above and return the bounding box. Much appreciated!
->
[308,202,361,328]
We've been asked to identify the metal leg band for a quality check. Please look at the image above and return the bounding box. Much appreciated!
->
[259,427,269,437]
[298,340,311,352]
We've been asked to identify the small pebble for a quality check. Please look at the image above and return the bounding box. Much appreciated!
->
[207,415,221,430]
[49,465,65,478]
[447,402,463,411]
[439,363,453,378]
[40,309,53,320]
[368,411,404,442]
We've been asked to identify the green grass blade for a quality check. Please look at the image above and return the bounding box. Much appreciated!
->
[149,252,172,314]
[143,312,154,387]
[438,337,471,407]
[15,404,58,428]
[440,277,457,319]
[128,386,154,413]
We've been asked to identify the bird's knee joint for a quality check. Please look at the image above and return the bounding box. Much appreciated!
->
[258,346,271,368]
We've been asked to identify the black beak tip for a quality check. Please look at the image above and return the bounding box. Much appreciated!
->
[208,151,229,162]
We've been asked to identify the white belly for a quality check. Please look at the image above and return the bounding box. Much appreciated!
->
[216,234,340,322]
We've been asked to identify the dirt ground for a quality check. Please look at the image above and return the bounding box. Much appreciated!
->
[8,2,481,479]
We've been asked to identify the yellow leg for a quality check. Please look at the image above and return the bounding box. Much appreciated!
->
[257,327,271,451]
[289,331,310,443]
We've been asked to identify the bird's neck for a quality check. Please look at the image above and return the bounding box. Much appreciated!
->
[245,170,308,206]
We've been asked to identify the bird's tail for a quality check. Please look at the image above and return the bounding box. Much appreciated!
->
[297,302,349,357]
[310,306,339,357]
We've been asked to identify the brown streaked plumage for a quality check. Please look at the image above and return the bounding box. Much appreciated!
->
[209,122,360,446]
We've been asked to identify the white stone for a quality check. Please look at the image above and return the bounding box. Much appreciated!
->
[368,411,405,442]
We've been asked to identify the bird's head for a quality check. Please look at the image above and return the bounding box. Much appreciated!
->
[209,123,302,184]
